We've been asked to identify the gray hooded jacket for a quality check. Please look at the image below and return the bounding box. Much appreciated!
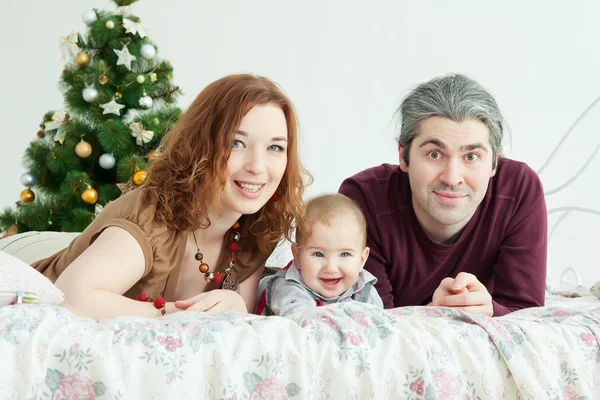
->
[256,260,384,316]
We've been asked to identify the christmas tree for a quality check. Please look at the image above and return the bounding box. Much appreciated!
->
[0,0,182,235]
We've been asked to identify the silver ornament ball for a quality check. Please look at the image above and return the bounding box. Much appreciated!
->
[81,10,97,25]
[139,95,153,109]
[82,87,99,103]
[140,44,156,60]
[20,172,36,187]
[99,153,116,169]
[105,20,115,29]
[136,75,145,84]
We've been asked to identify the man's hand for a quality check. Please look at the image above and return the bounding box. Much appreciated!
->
[174,289,248,313]
[431,272,493,316]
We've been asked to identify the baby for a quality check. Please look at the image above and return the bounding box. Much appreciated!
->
[255,193,383,316]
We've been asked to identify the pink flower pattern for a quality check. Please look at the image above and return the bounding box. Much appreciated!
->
[563,386,579,400]
[251,377,289,400]
[551,309,574,317]
[580,332,595,347]
[432,369,461,400]
[350,312,374,329]
[388,308,408,316]
[343,332,364,346]
[316,316,342,332]
[157,335,183,352]
[479,318,512,342]
[54,373,96,400]
[415,307,444,318]
[409,376,424,395]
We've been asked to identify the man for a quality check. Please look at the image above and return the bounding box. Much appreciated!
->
[339,74,547,316]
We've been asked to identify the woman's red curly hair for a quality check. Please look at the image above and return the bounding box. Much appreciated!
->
[143,74,311,254]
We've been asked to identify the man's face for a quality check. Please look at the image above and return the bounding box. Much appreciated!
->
[399,116,497,242]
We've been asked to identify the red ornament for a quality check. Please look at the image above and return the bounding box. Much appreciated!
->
[137,292,166,315]
[213,272,223,284]
[154,297,166,309]
[270,193,280,202]
[228,242,240,252]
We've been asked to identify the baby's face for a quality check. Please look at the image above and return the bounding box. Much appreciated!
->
[293,216,369,298]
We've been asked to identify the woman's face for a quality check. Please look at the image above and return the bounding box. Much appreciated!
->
[222,103,288,216]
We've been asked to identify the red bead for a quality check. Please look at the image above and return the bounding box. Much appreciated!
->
[137,293,149,302]
[154,297,166,309]
[213,272,223,284]
[270,193,280,202]
[228,242,240,252]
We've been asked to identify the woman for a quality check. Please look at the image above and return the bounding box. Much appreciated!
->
[33,74,311,320]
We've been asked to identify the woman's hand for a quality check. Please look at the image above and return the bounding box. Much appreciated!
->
[174,289,248,313]
[430,272,494,316]
[163,302,181,316]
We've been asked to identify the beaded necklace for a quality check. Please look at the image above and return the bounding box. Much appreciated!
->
[192,221,241,292]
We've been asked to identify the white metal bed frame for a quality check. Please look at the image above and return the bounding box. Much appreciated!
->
[540,96,600,293]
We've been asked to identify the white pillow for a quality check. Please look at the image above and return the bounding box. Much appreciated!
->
[591,281,600,299]
[0,250,64,306]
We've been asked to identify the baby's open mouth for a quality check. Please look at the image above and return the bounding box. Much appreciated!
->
[320,278,341,286]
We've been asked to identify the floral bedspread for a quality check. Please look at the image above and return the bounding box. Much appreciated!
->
[1,296,599,400]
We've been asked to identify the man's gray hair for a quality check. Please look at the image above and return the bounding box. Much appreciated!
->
[396,74,505,168]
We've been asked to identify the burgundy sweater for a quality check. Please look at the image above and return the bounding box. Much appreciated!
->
[339,158,547,316]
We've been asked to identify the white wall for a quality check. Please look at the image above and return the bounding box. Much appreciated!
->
[1,1,599,287]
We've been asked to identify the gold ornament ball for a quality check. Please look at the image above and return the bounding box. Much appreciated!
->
[81,188,99,204]
[75,141,93,158]
[133,170,147,185]
[74,51,90,67]
[20,188,35,203]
